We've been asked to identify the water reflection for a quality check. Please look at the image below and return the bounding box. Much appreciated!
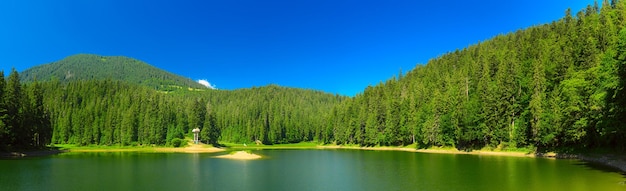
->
[0,150,623,191]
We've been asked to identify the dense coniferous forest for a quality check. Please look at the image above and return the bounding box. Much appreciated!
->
[41,80,342,146]
[3,1,626,153]
[0,69,51,150]
[5,55,344,149]
[325,1,626,151]
[207,85,344,144]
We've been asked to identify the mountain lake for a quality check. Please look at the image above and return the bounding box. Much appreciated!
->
[0,149,624,191]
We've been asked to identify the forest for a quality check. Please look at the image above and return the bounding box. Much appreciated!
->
[2,67,344,149]
[39,78,342,147]
[324,0,626,151]
[0,69,50,150]
[2,1,626,152]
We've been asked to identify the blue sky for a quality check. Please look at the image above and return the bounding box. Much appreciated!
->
[1,0,593,96]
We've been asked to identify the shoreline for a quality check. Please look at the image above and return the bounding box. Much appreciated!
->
[65,147,226,153]
[62,143,225,153]
[0,146,225,157]
[0,149,68,157]
[315,145,626,172]
[318,145,538,157]
[4,143,624,173]
[223,143,626,172]
[0,142,226,157]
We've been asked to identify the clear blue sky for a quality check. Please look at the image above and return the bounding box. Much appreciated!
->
[1,0,593,96]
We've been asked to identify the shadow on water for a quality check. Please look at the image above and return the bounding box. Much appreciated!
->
[573,160,626,182]
[535,146,626,185]
[0,146,67,158]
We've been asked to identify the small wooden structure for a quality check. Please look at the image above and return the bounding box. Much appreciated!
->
[192,128,201,144]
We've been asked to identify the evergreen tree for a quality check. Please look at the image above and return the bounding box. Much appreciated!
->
[28,80,49,147]
[6,69,22,147]
[201,101,219,145]
[0,71,7,148]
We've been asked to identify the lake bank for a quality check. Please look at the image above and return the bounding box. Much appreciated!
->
[5,142,624,173]
[315,145,626,172]
[64,147,225,153]
[226,143,534,157]
[0,149,67,157]
[1,145,225,158]
[58,143,225,153]
[226,142,626,172]
[316,145,536,157]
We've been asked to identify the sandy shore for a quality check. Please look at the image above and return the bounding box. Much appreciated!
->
[317,145,626,172]
[8,142,625,172]
[318,145,584,158]
[66,142,225,153]
[65,147,225,153]
[317,145,535,158]
[155,144,224,153]
[214,151,262,160]
[416,148,536,157]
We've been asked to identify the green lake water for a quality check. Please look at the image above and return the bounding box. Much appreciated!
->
[0,150,624,191]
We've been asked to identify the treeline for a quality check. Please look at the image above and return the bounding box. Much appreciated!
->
[209,85,344,144]
[0,69,51,150]
[46,79,192,146]
[42,79,342,146]
[324,0,626,151]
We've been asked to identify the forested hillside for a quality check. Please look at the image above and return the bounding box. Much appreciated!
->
[20,54,206,91]
[5,1,626,153]
[42,79,342,146]
[325,1,626,151]
[5,54,343,148]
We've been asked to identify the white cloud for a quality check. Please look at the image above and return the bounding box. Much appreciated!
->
[197,79,217,89]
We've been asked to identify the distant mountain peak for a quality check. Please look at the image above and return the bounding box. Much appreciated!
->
[20,54,207,91]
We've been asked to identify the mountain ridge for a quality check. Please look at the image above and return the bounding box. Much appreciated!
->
[20,54,207,90]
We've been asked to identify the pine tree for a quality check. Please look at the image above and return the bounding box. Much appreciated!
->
[28,80,48,147]
[189,98,205,133]
[0,71,7,148]
[201,101,220,145]
[529,57,546,146]
[6,69,22,147]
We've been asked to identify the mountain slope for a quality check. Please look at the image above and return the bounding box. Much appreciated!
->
[20,54,206,90]
[326,2,626,151]
[39,79,344,146]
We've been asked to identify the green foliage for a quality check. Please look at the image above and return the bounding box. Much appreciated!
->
[0,69,52,150]
[36,79,342,146]
[325,1,626,151]
[170,138,185,148]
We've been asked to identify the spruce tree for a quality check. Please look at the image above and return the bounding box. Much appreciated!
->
[0,71,7,148]
[6,69,22,147]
